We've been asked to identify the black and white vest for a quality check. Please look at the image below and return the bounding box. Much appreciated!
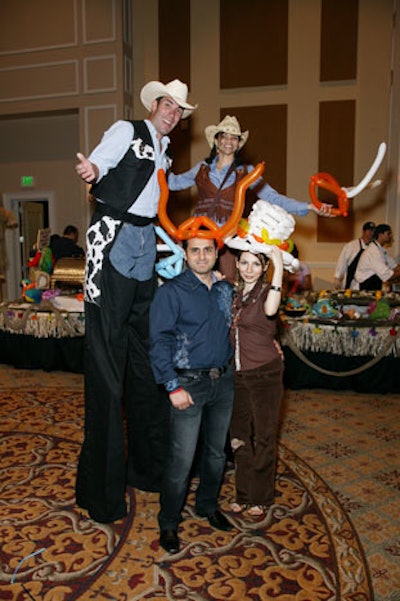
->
[90,120,172,214]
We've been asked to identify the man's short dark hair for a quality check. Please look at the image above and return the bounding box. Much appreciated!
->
[362,221,375,231]
[182,236,218,250]
[373,224,391,239]
[63,225,78,236]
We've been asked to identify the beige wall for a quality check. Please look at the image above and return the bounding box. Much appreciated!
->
[132,0,399,289]
[1,0,399,299]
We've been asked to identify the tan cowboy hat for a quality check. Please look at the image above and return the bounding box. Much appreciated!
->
[140,79,197,119]
[205,115,249,150]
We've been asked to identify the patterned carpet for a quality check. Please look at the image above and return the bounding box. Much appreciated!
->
[0,365,399,600]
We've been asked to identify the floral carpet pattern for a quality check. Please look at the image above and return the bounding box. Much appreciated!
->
[0,365,399,600]
[279,389,400,601]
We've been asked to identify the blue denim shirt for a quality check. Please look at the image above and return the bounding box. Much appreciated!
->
[109,222,156,281]
[149,269,233,392]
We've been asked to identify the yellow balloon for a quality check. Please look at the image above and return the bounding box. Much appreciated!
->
[261,227,282,246]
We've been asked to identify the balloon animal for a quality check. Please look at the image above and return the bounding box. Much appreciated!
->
[309,142,386,216]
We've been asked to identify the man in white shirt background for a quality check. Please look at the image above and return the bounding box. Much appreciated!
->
[354,224,400,291]
[333,221,376,290]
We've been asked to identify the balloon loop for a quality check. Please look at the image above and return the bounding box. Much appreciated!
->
[309,172,349,217]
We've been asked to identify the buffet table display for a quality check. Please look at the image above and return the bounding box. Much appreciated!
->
[0,297,84,338]
[0,297,85,372]
[280,290,400,393]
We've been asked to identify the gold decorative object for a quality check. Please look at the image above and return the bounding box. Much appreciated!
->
[51,257,85,289]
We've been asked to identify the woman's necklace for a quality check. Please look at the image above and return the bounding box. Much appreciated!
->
[231,281,265,330]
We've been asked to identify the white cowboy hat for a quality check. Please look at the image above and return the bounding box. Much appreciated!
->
[205,115,249,150]
[140,79,197,119]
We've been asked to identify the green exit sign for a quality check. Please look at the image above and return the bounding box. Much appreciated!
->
[21,175,34,187]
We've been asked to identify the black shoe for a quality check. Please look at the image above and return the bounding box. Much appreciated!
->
[201,510,233,531]
[159,529,180,554]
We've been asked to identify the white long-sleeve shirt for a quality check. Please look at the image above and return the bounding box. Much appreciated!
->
[354,241,397,288]
[334,238,369,287]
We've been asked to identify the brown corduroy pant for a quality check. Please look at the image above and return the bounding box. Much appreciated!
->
[230,357,283,507]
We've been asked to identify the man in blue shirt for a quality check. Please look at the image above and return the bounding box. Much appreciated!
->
[149,236,234,554]
[74,79,197,524]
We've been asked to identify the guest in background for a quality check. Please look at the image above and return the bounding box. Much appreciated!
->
[50,225,85,261]
[228,245,284,517]
[168,115,333,282]
[283,244,312,295]
[354,224,400,291]
[333,221,376,290]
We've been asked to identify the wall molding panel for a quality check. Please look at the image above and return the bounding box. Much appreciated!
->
[0,0,78,55]
[123,0,132,45]
[84,104,117,155]
[82,0,116,44]
[83,55,117,94]
[0,60,79,103]
[124,56,133,95]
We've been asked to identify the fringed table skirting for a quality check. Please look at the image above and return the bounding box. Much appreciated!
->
[281,318,400,391]
[281,319,400,358]
[0,301,85,339]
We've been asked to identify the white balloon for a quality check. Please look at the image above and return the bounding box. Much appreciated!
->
[342,142,386,198]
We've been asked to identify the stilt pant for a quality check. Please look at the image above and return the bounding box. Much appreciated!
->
[76,256,169,523]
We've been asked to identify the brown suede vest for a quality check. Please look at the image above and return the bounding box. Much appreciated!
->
[193,163,248,224]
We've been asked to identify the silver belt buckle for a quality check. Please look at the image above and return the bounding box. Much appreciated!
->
[209,368,220,380]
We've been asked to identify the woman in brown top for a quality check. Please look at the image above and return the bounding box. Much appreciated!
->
[229,245,284,516]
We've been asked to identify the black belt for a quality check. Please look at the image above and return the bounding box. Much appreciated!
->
[95,202,156,226]
[177,366,228,380]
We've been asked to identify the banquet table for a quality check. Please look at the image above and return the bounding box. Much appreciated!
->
[0,299,84,372]
[281,316,400,393]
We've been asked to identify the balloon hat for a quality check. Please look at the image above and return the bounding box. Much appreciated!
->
[225,200,300,273]
[157,162,265,248]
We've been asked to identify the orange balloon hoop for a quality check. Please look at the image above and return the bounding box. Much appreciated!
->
[157,162,265,247]
[309,172,349,217]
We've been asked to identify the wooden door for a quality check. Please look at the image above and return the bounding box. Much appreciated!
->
[20,201,45,280]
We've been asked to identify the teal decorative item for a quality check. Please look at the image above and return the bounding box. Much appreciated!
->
[312,298,339,318]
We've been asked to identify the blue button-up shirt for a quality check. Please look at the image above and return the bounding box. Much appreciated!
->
[149,269,233,392]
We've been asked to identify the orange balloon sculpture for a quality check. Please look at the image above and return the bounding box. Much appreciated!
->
[309,172,349,217]
[157,162,265,247]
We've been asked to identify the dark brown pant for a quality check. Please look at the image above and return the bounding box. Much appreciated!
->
[230,358,283,506]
